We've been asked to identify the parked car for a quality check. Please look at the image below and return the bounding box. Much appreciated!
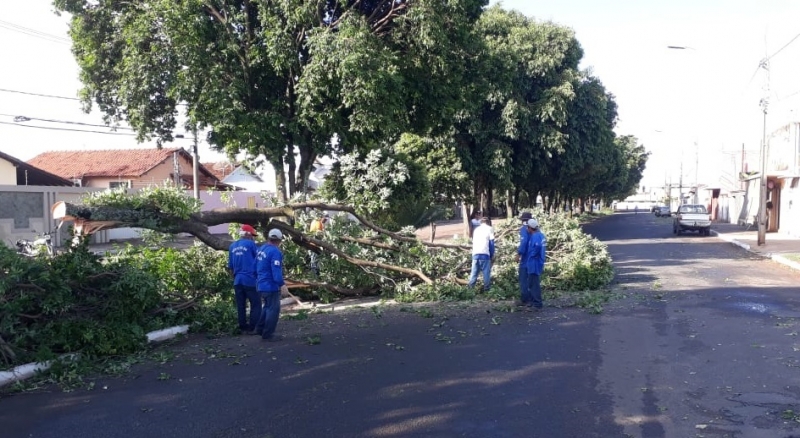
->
[673,204,711,236]
[654,206,671,217]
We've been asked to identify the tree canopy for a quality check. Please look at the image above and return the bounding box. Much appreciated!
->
[54,0,647,211]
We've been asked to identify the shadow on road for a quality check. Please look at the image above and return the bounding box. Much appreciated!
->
[1,304,625,438]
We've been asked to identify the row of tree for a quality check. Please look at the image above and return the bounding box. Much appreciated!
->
[55,0,647,218]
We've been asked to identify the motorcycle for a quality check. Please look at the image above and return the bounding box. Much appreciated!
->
[15,230,55,257]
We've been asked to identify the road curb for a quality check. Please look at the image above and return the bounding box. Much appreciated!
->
[770,254,800,272]
[710,230,751,251]
[711,230,800,273]
[0,325,190,389]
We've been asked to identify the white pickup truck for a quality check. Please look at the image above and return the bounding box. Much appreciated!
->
[673,204,712,236]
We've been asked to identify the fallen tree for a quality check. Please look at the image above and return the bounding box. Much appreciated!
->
[49,186,613,302]
[52,196,469,290]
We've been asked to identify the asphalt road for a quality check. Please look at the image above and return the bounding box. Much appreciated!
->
[3,212,800,438]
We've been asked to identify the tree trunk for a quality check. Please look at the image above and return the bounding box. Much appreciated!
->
[287,147,297,197]
[506,189,514,219]
[462,202,471,239]
[271,157,288,203]
[297,142,317,198]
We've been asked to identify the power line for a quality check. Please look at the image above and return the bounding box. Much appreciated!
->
[0,19,70,45]
[746,32,800,90]
[766,31,800,62]
[0,87,189,106]
[0,120,197,139]
[0,120,138,136]
[0,113,136,131]
[0,88,81,101]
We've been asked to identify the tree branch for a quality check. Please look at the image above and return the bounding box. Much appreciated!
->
[269,222,434,284]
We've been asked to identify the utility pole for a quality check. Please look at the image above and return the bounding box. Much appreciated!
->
[192,125,200,200]
[694,141,699,203]
[757,57,770,246]
[679,161,683,206]
[758,97,768,245]
[741,143,745,190]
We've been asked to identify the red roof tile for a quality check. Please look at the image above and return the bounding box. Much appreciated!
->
[28,148,185,180]
[201,161,239,181]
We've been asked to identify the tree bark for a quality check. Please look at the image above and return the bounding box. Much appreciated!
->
[271,157,288,203]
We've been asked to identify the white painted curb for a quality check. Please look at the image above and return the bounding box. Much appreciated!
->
[712,230,800,273]
[711,230,750,251]
[0,325,190,389]
[772,256,800,272]
[146,325,189,343]
[0,353,79,389]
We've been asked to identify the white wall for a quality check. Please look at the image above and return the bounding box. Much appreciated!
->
[0,185,112,248]
[779,178,800,237]
[0,159,16,185]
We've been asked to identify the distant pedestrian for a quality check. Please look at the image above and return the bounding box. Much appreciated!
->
[228,224,261,334]
[254,229,288,341]
[519,219,547,310]
[516,211,533,303]
[468,217,495,292]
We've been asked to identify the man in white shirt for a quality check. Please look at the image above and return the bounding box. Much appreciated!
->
[468,217,495,292]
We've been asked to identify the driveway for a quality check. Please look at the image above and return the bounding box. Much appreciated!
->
[2,212,800,438]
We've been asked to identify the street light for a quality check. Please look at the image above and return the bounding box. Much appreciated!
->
[667,45,701,204]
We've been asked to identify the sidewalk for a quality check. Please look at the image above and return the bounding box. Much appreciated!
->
[711,222,800,272]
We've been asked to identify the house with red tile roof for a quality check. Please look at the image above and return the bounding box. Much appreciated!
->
[0,150,73,186]
[27,148,231,190]
[201,161,272,193]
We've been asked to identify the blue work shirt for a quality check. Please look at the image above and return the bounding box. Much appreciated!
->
[228,239,257,287]
[523,231,547,275]
[517,225,528,264]
[256,243,285,293]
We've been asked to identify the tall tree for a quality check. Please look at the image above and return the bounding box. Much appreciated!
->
[594,135,650,202]
[455,6,582,214]
[547,74,618,205]
[54,0,486,201]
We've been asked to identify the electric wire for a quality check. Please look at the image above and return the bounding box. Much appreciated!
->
[0,120,138,136]
[0,113,136,131]
[765,31,800,62]
[0,88,81,101]
[0,120,196,139]
[0,87,188,106]
[0,19,70,45]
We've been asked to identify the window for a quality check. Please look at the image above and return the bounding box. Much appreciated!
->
[792,178,799,189]
[109,181,130,189]
[679,205,707,214]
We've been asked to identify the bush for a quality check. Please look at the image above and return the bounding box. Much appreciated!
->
[0,243,234,368]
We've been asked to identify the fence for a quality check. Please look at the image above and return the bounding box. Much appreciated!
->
[0,185,272,247]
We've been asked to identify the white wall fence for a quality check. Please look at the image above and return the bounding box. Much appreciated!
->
[0,185,272,248]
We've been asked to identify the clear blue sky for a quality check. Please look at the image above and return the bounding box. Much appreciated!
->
[2,1,799,188]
